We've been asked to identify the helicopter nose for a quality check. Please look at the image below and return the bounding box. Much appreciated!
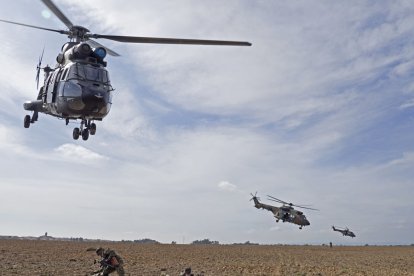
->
[304,219,310,226]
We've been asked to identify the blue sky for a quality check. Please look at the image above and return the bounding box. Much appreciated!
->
[0,0,413,245]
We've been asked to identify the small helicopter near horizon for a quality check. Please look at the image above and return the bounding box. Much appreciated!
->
[250,193,318,229]
[332,226,356,238]
[0,0,251,140]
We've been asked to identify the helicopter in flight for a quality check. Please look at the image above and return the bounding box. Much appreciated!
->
[332,226,356,238]
[0,0,251,141]
[250,193,318,229]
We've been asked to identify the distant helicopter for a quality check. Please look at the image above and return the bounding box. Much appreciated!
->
[250,193,318,229]
[0,0,251,140]
[332,226,356,238]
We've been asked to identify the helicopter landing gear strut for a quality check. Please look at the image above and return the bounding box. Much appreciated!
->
[24,111,38,128]
[72,119,96,141]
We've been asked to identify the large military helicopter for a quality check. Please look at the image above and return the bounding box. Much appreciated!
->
[332,226,356,238]
[250,193,318,229]
[0,0,251,141]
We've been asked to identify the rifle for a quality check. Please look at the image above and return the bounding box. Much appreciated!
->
[99,259,115,269]
[88,259,114,275]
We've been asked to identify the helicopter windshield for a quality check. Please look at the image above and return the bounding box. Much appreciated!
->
[68,63,110,84]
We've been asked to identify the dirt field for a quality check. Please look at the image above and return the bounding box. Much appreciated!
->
[0,240,413,275]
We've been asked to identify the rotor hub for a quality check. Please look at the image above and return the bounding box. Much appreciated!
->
[69,25,90,41]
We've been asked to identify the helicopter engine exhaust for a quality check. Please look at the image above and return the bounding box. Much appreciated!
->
[68,43,92,60]
[24,100,44,112]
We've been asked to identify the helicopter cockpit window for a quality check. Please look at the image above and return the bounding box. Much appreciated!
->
[61,68,69,81]
[63,80,82,97]
[68,63,110,84]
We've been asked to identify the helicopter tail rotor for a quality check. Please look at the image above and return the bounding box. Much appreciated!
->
[35,48,45,90]
[250,192,260,201]
[249,191,257,199]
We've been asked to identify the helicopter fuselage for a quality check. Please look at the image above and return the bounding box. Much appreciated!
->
[332,226,356,237]
[25,60,113,119]
[275,206,310,227]
[24,42,114,140]
[251,196,310,229]
[46,61,112,120]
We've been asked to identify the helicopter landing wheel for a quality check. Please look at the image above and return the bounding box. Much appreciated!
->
[82,128,89,141]
[299,226,303,230]
[31,111,38,123]
[90,123,96,135]
[73,128,80,140]
[24,115,31,128]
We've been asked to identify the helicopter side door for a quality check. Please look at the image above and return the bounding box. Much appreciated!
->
[46,69,62,104]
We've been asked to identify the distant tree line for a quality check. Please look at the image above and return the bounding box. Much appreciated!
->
[232,241,259,245]
[133,238,160,244]
[119,238,160,244]
[191,238,219,245]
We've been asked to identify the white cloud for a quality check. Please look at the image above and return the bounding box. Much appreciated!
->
[54,144,108,162]
[218,181,237,192]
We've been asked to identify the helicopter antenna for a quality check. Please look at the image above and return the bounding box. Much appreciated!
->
[35,47,45,90]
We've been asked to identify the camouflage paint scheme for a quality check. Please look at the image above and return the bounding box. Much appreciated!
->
[332,226,356,238]
[251,194,310,229]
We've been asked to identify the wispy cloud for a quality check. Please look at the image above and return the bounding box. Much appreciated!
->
[54,144,108,162]
[399,99,414,110]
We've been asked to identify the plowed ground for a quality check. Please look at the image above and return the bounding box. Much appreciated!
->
[0,240,413,275]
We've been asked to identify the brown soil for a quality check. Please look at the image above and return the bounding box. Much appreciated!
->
[0,240,413,275]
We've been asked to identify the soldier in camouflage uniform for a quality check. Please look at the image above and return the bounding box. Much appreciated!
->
[94,247,125,276]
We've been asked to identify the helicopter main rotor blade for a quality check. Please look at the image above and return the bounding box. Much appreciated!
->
[86,39,121,57]
[267,195,288,205]
[267,195,319,210]
[266,197,283,203]
[267,198,288,206]
[0,19,67,34]
[295,205,319,211]
[90,34,252,46]
[41,0,74,29]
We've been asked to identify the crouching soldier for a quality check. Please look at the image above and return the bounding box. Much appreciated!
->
[94,247,125,276]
